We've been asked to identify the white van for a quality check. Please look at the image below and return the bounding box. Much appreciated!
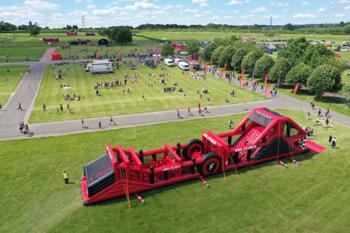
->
[178,61,190,71]
[90,60,113,74]
[164,58,175,67]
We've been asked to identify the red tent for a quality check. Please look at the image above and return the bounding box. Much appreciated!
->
[67,31,78,36]
[43,38,59,43]
[51,52,61,61]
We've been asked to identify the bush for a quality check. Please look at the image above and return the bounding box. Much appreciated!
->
[253,55,275,78]
[285,63,312,85]
[307,65,342,97]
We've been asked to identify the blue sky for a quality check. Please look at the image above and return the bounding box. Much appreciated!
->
[0,0,349,28]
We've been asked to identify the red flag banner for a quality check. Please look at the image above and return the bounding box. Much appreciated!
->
[293,82,300,94]
[264,73,269,86]
[265,84,270,97]
[220,70,225,79]
[240,68,245,87]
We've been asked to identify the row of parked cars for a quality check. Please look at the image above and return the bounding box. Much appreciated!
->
[164,58,190,71]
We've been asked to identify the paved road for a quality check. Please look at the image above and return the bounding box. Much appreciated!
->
[0,50,349,141]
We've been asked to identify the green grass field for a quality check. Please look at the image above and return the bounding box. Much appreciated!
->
[136,30,350,43]
[0,65,27,105]
[1,109,349,233]
[55,45,143,59]
[30,63,263,123]
[0,46,47,63]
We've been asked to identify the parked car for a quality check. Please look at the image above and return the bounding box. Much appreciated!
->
[164,58,175,67]
[178,61,190,71]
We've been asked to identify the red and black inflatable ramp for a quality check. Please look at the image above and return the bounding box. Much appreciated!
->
[305,140,325,153]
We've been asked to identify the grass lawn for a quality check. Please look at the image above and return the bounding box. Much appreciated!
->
[1,109,350,233]
[0,65,27,105]
[0,46,48,63]
[55,45,143,60]
[30,63,263,123]
[136,30,350,43]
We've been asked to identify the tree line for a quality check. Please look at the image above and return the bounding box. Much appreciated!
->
[163,36,344,98]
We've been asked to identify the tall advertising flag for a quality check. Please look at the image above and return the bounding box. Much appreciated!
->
[264,73,269,86]
[240,68,245,87]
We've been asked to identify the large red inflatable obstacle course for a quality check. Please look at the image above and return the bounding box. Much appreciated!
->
[81,108,325,205]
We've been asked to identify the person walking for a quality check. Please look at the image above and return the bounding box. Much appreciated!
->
[228,120,234,129]
[98,121,102,129]
[187,107,192,116]
[42,103,47,111]
[331,137,337,149]
[198,106,202,116]
[328,135,332,144]
[176,109,180,118]
[60,104,63,112]
[109,116,114,126]
[63,171,69,184]
[17,102,23,111]
[81,119,85,128]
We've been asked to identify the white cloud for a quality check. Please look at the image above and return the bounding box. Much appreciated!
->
[269,1,289,8]
[240,14,254,19]
[24,0,58,10]
[192,0,208,7]
[293,13,315,18]
[226,0,249,6]
[126,0,159,10]
[317,8,325,12]
[252,6,267,13]
[336,13,345,17]
[92,6,121,16]
[301,1,309,5]
[86,4,96,9]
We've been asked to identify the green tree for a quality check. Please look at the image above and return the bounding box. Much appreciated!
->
[202,42,217,62]
[29,24,41,36]
[219,46,235,68]
[286,63,312,85]
[302,44,334,68]
[344,24,350,34]
[278,37,310,66]
[284,23,294,31]
[186,43,200,56]
[270,57,291,85]
[231,48,248,72]
[241,50,264,76]
[108,27,132,43]
[161,43,175,57]
[253,55,275,78]
[211,45,225,64]
[307,65,342,97]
